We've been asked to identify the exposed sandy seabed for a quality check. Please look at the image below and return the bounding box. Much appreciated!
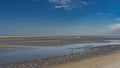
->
[0,36,107,46]
[0,36,26,38]
[50,51,120,68]
[0,45,10,49]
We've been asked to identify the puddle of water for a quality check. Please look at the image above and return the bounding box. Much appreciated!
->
[0,40,120,66]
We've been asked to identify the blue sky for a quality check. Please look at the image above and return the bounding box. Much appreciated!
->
[1,0,120,36]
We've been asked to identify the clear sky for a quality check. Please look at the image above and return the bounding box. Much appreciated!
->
[1,0,120,36]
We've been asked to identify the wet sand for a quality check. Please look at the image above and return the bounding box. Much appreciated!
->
[0,45,10,49]
[50,51,120,68]
[0,36,25,38]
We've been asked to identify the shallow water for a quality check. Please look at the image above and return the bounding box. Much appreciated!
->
[0,40,120,66]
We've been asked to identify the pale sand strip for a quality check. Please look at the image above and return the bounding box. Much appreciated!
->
[50,52,120,68]
[0,45,10,49]
[101,55,120,68]
[0,36,25,38]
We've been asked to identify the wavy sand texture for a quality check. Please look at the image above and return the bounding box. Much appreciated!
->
[50,52,120,68]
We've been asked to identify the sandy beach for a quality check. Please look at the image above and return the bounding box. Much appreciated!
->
[1,37,120,68]
[50,51,120,68]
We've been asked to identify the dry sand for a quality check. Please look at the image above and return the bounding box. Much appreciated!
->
[50,51,120,68]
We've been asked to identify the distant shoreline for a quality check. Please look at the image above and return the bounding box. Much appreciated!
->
[0,36,108,46]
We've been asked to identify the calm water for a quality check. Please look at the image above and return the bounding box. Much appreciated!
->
[0,40,120,66]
